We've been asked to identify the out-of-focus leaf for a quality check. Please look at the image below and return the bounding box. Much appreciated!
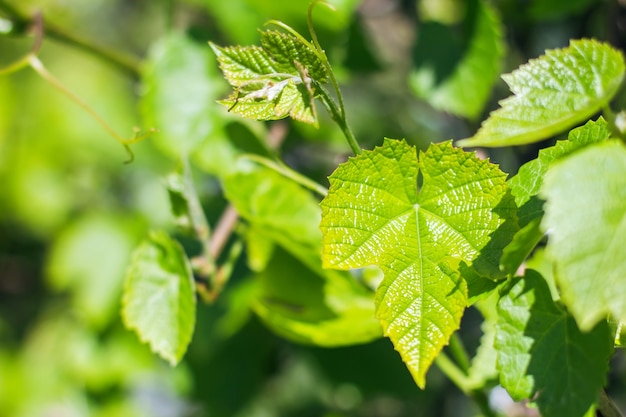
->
[142,32,224,157]
[222,160,381,346]
[458,40,624,147]
[198,0,359,44]
[529,0,599,20]
[410,0,504,120]
[122,231,196,365]
[496,270,612,417]
[320,139,516,388]
[253,245,382,346]
[46,214,142,329]
[541,140,626,331]
[500,118,610,276]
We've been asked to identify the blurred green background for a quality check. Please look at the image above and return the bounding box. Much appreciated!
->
[1,0,625,416]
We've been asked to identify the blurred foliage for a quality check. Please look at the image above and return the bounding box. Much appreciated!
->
[1,0,626,416]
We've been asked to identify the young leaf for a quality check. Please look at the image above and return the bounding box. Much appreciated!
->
[410,0,504,120]
[222,161,381,346]
[260,30,328,82]
[122,230,196,365]
[541,140,626,331]
[495,270,612,417]
[320,139,516,388]
[457,40,625,147]
[210,29,323,126]
[500,117,611,276]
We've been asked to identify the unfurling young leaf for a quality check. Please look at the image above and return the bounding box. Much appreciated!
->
[320,139,517,388]
[210,28,327,126]
[122,231,196,365]
[458,39,625,147]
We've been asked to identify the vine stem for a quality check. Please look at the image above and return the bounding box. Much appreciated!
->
[0,0,141,77]
[598,389,624,417]
[434,334,497,417]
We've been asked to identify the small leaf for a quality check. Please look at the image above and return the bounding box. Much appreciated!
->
[122,231,196,365]
[210,31,321,126]
[495,270,612,417]
[499,216,543,276]
[541,140,626,330]
[320,139,516,388]
[458,39,624,147]
[410,0,504,120]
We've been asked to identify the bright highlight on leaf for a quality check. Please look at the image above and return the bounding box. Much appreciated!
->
[320,139,516,388]
[458,39,625,147]
[496,270,612,417]
[541,140,626,331]
[210,28,327,126]
[122,230,196,365]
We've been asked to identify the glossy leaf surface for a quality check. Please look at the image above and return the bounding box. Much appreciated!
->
[458,40,624,147]
[320,139,516,387]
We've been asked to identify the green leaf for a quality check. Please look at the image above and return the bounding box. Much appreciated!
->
[410,0,504,120]
[210,31,322,125]
[320,139,516,388]
[541,140,626,330]
[509,117,611,208]
[122,230,196,365]
[500,117,611,276]
[141,32,224,157]
[252,245,382,346]
[222,161,381,346]
[457,39,624,147]
[46,214,141,329]
[260,30,328,82]
[495,270,612,417]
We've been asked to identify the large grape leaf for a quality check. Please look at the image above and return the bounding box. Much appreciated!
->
[541,140,626,331]
[320,139,516,388]
[122,230,196,365]
[495,270,612,417]
[457,39,624,147]
[222,160,382,346]
[410,0,504,120]
[500,117,611,275]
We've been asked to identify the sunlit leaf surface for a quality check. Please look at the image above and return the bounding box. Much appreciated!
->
[458,40,624,147]
[320,139,516,387]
